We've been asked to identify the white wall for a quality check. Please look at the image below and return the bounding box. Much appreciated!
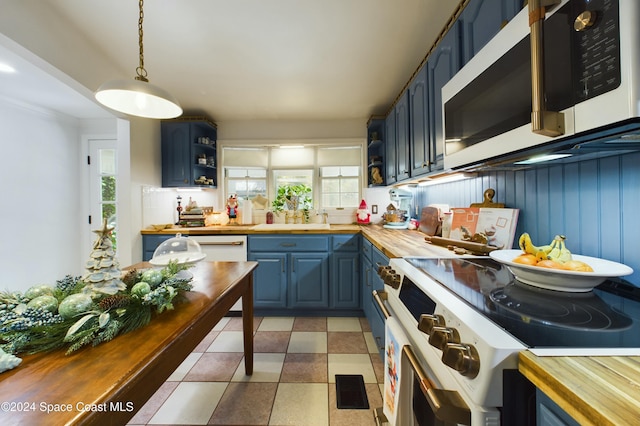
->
[0,99,85,291]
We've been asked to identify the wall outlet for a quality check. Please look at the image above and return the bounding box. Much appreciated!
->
[372,204,378,214]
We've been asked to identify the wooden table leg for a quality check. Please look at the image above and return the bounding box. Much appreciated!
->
[242,273,254,375]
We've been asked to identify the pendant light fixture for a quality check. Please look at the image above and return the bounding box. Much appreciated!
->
[95,0,182,119]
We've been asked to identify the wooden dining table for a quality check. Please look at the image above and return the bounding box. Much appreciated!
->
[0,261,257,426]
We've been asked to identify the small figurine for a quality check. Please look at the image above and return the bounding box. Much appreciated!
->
[356,199,371,224]
[227,194,239,225]
[371,167,383,185]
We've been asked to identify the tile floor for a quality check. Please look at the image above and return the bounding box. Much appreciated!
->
[127,316,384,426]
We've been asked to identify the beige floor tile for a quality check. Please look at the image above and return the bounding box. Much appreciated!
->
[364,331,378,354]
[166,352,203,381]
[328,354,377,384]
[206,331,244,352]
[269,383,329,426]
[231,352,285,383]
[258,316,295,331]
[328,317,363,332]
[128,381,179,425]
[370,353,385,384]
[149,382,227,425]
[287,331,328,353]
[209,382,277,425]
[193,329,219,352]
[222,315,262,333]
[359,317,371,332]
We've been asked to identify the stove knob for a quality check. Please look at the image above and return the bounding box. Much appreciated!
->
[377,266,393,280]
[384,273,401,289]
[442,343,480,378]
[417,314,445,335]
[428,326,460,350]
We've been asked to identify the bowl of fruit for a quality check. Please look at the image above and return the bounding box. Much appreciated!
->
[489,233,633,292]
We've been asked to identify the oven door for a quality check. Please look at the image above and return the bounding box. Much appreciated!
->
[373,290,471,426]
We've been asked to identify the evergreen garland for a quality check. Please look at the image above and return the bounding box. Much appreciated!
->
[0,261,193,357]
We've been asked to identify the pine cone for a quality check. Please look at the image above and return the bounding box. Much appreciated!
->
[122,269,139,288]
[98,294,131,311]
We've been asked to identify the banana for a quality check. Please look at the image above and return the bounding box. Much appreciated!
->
[557,237,572,263]
[519,233,553,256]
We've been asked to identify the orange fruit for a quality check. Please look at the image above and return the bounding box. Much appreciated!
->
[536,259,565,270]
[562,260,594,272]
[512,253,538,265]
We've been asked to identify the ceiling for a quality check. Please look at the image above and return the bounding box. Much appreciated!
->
[1,0,460,122]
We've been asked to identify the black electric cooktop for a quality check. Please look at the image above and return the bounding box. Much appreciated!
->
[403,257,640,349]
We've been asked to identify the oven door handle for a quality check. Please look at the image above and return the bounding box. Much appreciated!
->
[403,345,472,426]
[372,290,391,319]
[529,0,564,137]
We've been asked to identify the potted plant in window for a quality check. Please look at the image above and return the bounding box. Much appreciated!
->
[272,184,312,223]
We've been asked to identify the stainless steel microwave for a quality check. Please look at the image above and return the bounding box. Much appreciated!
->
[442,0,640,170]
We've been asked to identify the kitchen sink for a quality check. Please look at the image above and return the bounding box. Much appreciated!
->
[251,223,330,231]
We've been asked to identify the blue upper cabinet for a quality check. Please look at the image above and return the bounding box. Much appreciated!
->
[395,91,411,182]
[367,118,386,187]
[410,65,430,177]
[161,119,217,188]
[385,107,398,185]
[427,22,462,172]
[460,0,524,64]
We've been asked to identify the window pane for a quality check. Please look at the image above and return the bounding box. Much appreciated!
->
[227,169,247,178]
[99,149,116,174]
[340,192,359,206]
[341,166,359,177]
[101,175,116,202]
[247,169,266,178]
[322,193,341,208]
[321,167,340,177]
[341,177,359,193]
[321,178,340,193]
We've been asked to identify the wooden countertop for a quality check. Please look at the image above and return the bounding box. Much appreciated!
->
[141,224,361,235]
[519,351,640,425]
[0,261,257,426]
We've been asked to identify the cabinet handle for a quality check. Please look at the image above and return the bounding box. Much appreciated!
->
[199,241,244,246]
[280,243,296,247]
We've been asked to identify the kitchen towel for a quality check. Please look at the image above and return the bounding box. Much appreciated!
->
[383,316,410,426]
[241,199,253,224]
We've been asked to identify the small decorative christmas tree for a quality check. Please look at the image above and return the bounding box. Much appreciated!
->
[82,219,126,297]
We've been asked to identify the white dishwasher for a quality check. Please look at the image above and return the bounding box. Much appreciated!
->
[190,235,248,313]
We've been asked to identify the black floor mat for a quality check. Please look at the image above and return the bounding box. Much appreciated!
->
[335,374,369,409]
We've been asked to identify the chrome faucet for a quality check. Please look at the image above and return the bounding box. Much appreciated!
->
[320,209,329,224]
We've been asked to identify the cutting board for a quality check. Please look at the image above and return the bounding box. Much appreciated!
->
[419,206,441,236]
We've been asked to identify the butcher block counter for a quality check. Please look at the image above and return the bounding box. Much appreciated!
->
[141,223,453,258]
[0,261,257,426]
[519,351,640,426]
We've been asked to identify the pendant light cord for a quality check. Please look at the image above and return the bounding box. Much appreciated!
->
[135,0,148,82]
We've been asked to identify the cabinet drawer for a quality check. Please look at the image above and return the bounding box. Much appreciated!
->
[362,237,373,261]
[372,245,389,269]
[332,234,360,252]
[249,236,329,252]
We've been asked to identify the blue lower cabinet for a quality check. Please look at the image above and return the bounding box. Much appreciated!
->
[290,253,330,308]
[537,390,580,426]
[142,234,175,261]
[249,252,288,309]
[248,234,361,314]
[331,251,360,309]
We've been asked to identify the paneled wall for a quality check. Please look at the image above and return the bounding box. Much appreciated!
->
[414,152,640,286]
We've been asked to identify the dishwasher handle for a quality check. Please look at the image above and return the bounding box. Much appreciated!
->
[198,241,245,246]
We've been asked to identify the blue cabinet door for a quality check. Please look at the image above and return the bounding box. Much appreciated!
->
[289,252,329,309]
[249,252,287,309]
[142,234,176,261]
[331,252,360,309]
[385,110,397,185]
[410,65,431,177]
[161,124,191,187]
[395,91,411,181]
[460,0,523,64]
[427,22,462,171]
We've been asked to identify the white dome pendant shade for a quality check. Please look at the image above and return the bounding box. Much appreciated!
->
[95,76,182,119]
[95,0,182,119]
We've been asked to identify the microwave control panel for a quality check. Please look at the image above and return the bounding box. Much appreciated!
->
[571,0,621,102]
